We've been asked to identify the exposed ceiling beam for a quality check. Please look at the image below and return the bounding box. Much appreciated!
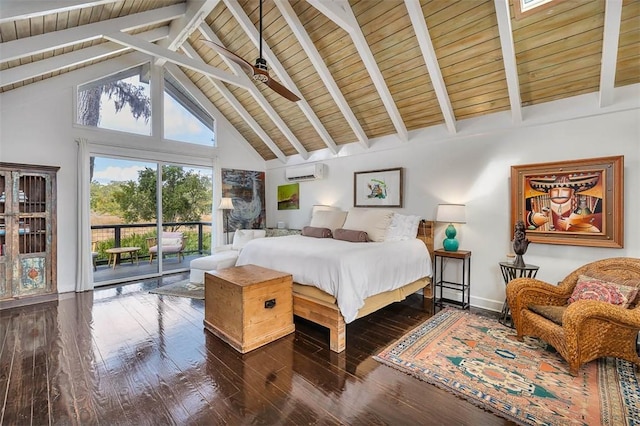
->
[224,0,338,155]
[599,0,623,107]
[164,62,266,165]
[197,25,309,159]
[103,31,249,90]
[494,0,522,123]
[0,27,169,87]
[180,40,288,162]
[404,0,456,134]
[0,3,186,63]
[0,0,119,24]
[275,0,369,149]
[155,0,220,66]
[309,0,409,142]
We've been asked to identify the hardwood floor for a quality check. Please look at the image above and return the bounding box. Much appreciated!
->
[1,274,513,425]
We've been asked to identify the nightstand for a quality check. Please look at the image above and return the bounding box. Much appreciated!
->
[433,249,471,310]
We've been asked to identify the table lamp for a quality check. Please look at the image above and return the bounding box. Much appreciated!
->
[218,197,234,244]
[436,203,466,252]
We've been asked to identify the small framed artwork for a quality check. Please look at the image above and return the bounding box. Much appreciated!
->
[277,183,299,210]
[510,155,624,248]
[354,167,403,208]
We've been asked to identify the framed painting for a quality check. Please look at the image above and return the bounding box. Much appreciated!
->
[221,168,266,230]
[277,183,299,210]
[354,167,403,208]
[510,156,624,248]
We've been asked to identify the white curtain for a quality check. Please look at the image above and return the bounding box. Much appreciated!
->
[75,138,94,292]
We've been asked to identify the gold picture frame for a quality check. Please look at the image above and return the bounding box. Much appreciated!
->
[510,156,624,248]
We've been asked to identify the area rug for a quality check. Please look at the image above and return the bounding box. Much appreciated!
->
[149,280,204,299]
[374,308,639,426]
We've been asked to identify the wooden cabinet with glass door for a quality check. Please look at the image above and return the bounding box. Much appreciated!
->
[0,163,59,308]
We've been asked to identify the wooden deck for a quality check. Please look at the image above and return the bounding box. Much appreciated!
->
[0,274,512,425]
[93,253,203,284]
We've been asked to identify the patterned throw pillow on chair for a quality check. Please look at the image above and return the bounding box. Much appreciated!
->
[568,275,639,308]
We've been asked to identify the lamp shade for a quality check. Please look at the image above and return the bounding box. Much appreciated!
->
[218,197,234,210]
[436,204,466,224]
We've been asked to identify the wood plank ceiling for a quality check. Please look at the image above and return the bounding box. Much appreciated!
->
[1,0,638,161]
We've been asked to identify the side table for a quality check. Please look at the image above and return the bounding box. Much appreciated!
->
[498,262,539,327]
[434,249,472,310]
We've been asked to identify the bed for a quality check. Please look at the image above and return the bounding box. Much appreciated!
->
[235,215,435,353]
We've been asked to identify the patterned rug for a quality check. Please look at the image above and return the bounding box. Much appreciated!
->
[149,280,204,299]
[374,308,639,425]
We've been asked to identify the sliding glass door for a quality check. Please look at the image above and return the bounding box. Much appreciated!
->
[91,157,159,284]
[90,157,213,286]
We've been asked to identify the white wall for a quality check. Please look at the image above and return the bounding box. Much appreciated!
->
[265,101,640,311]
[0,54,264,294]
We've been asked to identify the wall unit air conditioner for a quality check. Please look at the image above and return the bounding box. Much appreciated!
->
[285,163,325,182]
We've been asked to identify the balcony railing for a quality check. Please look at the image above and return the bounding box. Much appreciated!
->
[91,221,212,267]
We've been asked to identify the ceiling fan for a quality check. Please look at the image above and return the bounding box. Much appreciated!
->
[201,0,300,102]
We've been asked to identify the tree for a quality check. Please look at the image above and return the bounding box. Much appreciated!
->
[77,80,151,180]
[114,166,212,230]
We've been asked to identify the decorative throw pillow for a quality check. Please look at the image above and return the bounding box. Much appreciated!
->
[528,305,567,326]
[232,229,255,251]
[342,208,394,242]
[385,213,421,241]
[302,226,332,238]
[333,228,368,243]
[567,275,639,308]
[309,210,348,234]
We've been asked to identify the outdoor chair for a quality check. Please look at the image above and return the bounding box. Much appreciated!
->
[91,241,99,271]
[506,257,640,375]
[147,232,185,263]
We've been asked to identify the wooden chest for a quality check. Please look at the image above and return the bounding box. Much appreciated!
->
[204,265,295,353]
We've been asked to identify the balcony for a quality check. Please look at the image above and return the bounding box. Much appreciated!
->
[92,221,212,283]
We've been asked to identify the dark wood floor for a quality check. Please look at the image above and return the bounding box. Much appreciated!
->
[1,275,513,425]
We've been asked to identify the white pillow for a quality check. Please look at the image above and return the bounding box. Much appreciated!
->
[310,210,348,233]
[253,229,266,239]
[161,238,182,247]
[385,214,421,241]
[342,208,394,242]
[232,229,255,250]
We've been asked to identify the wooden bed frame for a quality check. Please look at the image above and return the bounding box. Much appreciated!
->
[292,220,435,353]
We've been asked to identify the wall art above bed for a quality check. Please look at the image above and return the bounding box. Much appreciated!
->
[354,167,403,208]
[510,156,624,248]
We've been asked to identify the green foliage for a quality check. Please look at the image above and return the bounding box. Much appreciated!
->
[90,181,124,215]
[110,165,212,229]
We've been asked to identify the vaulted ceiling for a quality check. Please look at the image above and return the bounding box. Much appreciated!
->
[1,0,638,162]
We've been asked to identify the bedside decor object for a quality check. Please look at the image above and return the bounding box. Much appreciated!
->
[354,167,402,207]
[218,197,234,244]
[436,204,466,252]
[512,220,530,267]
[510,156,623,248]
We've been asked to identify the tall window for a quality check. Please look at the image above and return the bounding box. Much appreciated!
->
[77,66,151,135]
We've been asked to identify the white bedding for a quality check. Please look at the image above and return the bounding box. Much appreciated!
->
[235,235,432,323]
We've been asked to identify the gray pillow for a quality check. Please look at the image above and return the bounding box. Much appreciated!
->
[302,226,332,238]
[333,228,368,243]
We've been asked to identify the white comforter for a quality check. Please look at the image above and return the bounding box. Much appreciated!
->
[235,235,432,323]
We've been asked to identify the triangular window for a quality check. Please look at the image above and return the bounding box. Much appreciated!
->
[164,71,215,147]
[76,65,151,135]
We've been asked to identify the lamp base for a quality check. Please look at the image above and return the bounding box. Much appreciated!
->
[443,238,459,252]
[443,223,459,251]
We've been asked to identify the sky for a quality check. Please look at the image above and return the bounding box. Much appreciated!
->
[93,76,214,184]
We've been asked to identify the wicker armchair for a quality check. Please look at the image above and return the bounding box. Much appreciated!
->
[506,257,640,375]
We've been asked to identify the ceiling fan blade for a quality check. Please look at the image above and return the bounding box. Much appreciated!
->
[264,75,300,102]
[200,39,255,76]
